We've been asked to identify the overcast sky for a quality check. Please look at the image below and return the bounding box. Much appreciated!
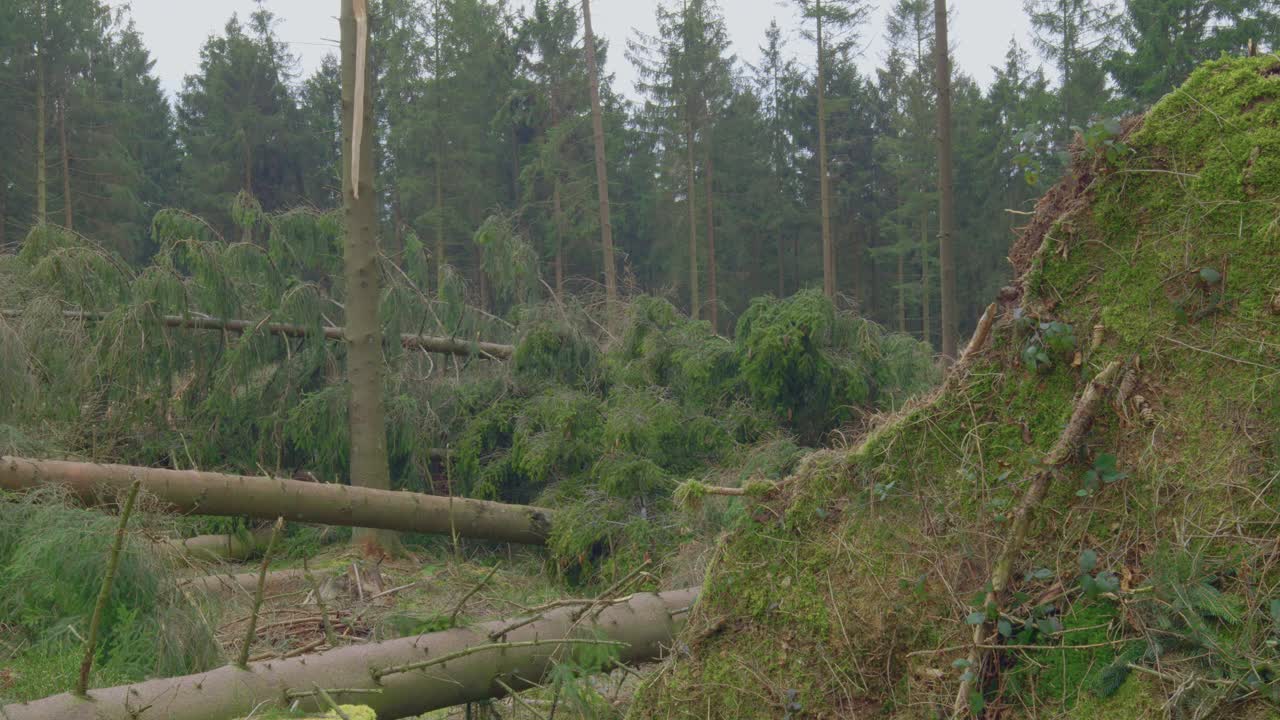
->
[120,0,1036,100]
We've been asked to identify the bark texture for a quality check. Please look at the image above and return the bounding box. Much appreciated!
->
[935,0,958,359]
[582,0,617,309]
[816,0,835,299]
[1,588,697,720]
[0,456,554,545]
[341,0,396,553]
[159,529,275,563]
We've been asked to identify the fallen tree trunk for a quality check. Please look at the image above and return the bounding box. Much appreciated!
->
[0,309,514,359]
[159,529,274,563]
[0,456,552,546]
[178,569,309,596]
[1,588,697,720]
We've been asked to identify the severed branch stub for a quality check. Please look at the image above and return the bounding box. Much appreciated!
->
[75,479,142,697]
[951,359,1124,718]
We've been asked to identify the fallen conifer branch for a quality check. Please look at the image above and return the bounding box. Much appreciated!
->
[0,308,514,359]
[951,359,1124,718]
[0,456,553,545]
[2,588,697,720]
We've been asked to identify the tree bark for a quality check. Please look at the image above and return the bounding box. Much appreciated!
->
[342,0,398,555]
[921,210,931,347]
[703,146,718,333]
[553,178,565,299]
[685,122,699,320]
[159,528,275,563]
[817,0,835,299]
[935,0,958,360]
[582,0,617,310]
[35,40,47,225]
[179,569,309,596]
[3,588,697,720]
[59,97,72,230]
[0,456,554,545]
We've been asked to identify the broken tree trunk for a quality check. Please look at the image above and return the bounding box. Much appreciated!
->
[1,588,697,720]
[179,569,309,596]
[0,456,553,546]
[0,309,514,359]
[159,529,275,562]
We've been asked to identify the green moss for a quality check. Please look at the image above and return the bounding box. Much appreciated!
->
[639,56,1280,718]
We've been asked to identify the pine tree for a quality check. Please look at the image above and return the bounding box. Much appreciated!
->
[792,0,871,300]
[934,0,957,359]
[1109,0,1280,106]
[175,3,308,232]
[1024,0,1111,138]
[581,0,617,311]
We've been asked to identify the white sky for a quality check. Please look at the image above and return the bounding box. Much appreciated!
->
[120,0,1036,99]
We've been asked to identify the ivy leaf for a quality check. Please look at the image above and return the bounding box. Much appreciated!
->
[998,619,1013,637]
[953,658,971,669]
[966,611,987,625]
[1199,267,1222,285]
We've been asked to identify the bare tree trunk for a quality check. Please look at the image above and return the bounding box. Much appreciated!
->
[59,98,72,230]
[342,0,398,555]
[817,0,835,299]
[35,42,47,225]
[921,210,931,347]
[935,0,958,360]
[0,456,553,545]
[435,159,446,293]
[3,589,696,720]
[777,234,785,297]
[553,179,565,298]
[686,122,699,320]
[582,0,617,310]
[897,253,906,333]
[704,147,718,333]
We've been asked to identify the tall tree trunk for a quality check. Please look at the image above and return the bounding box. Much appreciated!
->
[553,179,565,298]
[817,0,835,299]
[777,234,785,297]
[241,134,253,199]
[341,0,398,555]
[704,146,718,333]
[582,0,617,309]
[686,121,699,320]
[35,44,47,225]
[920,211,931,347]
[391,185,405,262]
[935,0,958,360]
[59,98,72,230]
[896,252,906,333]
[434,158,446,293]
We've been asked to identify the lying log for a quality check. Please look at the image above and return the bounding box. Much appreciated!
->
[1,588,698,720]
[179,569,309,596]
[159,529,274,562]
[0,309,514,360]
[0,456,553,546]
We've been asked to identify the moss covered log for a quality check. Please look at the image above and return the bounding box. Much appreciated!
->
[2,588,697,720]
[0,456,553,545]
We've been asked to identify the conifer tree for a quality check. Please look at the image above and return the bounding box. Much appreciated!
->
[792,0,871,300]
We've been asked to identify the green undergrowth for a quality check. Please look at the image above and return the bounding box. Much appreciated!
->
[443,291,936,580]
[0,488,222,703]
[634,56,1280,718]
[1,211,937,580]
